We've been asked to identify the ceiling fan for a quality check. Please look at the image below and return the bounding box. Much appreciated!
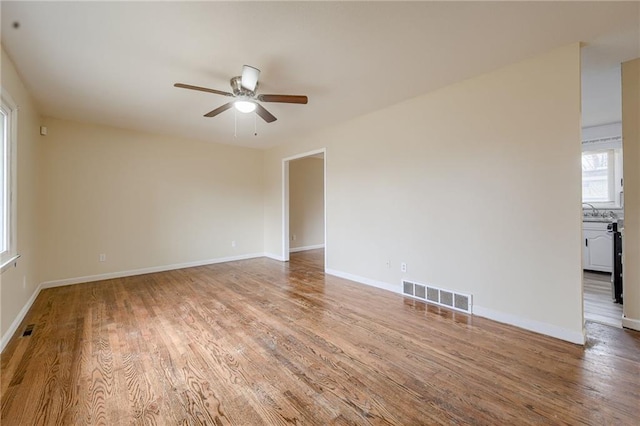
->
[174,65,308,123]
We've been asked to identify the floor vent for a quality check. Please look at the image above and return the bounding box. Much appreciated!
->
[22,324,35,337]
[402,280,472,314]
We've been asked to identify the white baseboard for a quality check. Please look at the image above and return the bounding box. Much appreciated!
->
[326,268,585,345]
[289,244,325,253]
[1,283,42,353]
[264,252,287,261]
[622,316,640,331]
[325,268,399,294]
[40,252,266,289]
[472,305,585,345]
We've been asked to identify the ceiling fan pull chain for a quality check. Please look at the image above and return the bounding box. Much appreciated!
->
[254,112,258,136]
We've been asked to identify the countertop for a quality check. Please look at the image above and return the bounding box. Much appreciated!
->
[582,217,616,223]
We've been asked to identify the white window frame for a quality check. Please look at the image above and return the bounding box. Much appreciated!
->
[581,149,615,204]
[1,89,18,270]
[581,136,624,209]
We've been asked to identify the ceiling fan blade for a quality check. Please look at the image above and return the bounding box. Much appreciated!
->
[241,65,260,91]
[255,103,277,123]
[174,83,233,97]
[257,94,308,104]
[204,102,234,118]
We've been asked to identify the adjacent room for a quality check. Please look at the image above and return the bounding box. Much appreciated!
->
[1,2,639,424]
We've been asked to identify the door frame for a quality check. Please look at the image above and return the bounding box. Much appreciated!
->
[282,148,327,270]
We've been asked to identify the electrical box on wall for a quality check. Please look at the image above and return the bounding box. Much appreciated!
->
[40,126,47,136]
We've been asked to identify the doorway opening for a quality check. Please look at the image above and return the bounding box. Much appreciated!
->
[581,128,624,328]
[282,149,326,270]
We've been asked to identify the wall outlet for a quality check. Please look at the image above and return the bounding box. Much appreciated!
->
[231,240,236,248]
[99,254,106,262]
[401,262,407,273]
[292,234,297,241]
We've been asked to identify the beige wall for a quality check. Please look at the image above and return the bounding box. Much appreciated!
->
[0,47,43,341]
[622,58,640,330]
[1,42,586,347]
[40,118,264,282]
[264,44,584,343]
[289,157,324,250]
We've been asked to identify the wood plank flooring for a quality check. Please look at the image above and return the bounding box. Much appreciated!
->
[583,271,623,328]
[2,250,639,425]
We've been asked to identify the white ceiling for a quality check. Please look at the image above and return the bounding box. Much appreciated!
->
[1,1,638,149]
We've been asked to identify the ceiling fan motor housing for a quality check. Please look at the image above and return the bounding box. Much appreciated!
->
[230,76,257,97]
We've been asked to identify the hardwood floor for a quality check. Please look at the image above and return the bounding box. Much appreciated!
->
[2,250,639,424]
[584,271,623,328]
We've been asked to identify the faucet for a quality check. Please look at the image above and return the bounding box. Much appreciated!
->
[582,203,597,217]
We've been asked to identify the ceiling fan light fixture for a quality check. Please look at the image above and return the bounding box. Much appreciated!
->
[234,100,256,113]
[175,64,307,123]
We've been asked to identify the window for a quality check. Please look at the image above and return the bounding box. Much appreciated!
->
[582,148,623,206]
[1,90,17,268]
[582,150,613,203]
